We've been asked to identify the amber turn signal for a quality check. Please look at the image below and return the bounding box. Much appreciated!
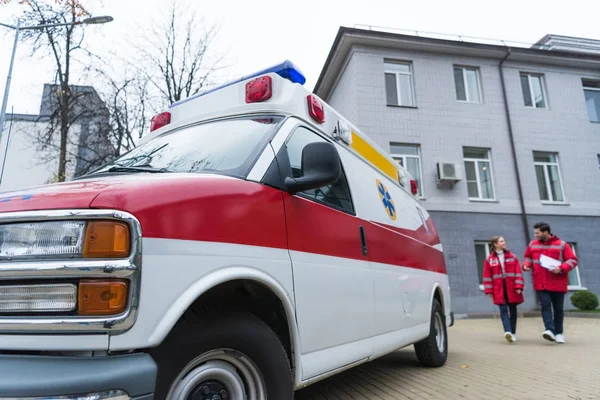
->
[83,221,130,258]
[78,280,128,316]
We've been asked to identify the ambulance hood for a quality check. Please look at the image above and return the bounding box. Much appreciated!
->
[0,173,245,214]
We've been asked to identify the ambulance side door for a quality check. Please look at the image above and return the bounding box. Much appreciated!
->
[339,154,411,335]
[275,125,374,380]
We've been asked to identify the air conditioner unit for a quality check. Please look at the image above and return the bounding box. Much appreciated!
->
[437,162,461,182]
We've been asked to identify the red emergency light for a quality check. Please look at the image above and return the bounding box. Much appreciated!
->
[246,76,272,103]
[150,112,171,132]
[410,179,419,195]
[307,95,325,124]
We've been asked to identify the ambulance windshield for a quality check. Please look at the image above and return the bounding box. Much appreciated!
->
[88,116,283,178]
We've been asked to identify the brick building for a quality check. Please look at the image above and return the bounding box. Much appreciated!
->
[314,28,600,313]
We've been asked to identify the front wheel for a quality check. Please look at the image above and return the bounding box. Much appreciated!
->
[414,298,448,367]
[149,309,294,399]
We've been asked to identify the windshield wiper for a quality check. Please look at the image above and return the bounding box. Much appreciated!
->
[106,165,168,173]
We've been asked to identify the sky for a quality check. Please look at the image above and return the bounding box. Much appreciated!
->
[1,0,600,116]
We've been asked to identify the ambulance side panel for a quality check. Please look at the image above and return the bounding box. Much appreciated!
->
[281,125,375,380]
[337,144,450,358]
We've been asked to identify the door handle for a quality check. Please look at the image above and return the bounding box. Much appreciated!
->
[359,225,368,257]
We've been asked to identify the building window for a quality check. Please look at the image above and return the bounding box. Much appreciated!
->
[454,66,481,103]
[567,243,583,289]
[390,143,423,197]
[475,241,490,290]
[533,151,565,203]
[463,147,495,200]
[520,73,547,108]
[384,61,415,107]
[582,79,600,122]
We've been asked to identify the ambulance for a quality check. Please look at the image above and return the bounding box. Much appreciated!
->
[0,60,452,400]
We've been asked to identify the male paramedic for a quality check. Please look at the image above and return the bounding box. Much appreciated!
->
[522,222,578,344]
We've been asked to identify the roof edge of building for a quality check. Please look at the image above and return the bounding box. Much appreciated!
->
[314,26,600,99]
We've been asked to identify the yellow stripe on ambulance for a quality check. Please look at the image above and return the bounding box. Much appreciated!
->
[350,131,400,183]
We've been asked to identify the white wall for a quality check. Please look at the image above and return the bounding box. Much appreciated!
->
[0,119,81,192]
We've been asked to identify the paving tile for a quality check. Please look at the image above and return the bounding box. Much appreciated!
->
[296,317,600,400]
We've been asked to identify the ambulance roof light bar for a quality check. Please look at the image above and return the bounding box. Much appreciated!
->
[169,60,307,109]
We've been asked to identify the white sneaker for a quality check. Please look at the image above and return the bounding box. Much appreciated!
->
[504,332,515,343]
[555,334,565,344]
[512,334,518,342]
[543,330,556,342]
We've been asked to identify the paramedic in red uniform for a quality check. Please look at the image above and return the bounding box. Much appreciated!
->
[522,222,578,344]
[483,236,524,343]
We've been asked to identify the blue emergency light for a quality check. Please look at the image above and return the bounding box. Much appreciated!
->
[170,60,306,108]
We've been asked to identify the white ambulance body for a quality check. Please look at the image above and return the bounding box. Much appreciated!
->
[0,61,452,400]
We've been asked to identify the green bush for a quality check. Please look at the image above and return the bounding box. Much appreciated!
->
[571,290,599,311]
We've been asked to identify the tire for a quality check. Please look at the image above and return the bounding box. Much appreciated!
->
[414,298,448,367]
[149,309,294,400]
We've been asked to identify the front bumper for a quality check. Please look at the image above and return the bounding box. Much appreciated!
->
[0,353,156,399]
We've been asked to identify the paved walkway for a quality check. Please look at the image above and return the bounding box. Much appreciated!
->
[296,317,600,399]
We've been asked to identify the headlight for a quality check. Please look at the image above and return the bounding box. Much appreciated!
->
[0,221,85,259]
[0,284,78,313]
[0,220,130,260]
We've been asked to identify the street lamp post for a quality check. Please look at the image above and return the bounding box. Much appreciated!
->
[0,15,114,146]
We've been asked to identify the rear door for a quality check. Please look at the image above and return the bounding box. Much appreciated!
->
[277,125,374,379]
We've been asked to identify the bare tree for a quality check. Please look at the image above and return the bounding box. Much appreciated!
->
[6,0,225,182]
[14,0,99,181]
[133,0,225,107]
[96,65,151,155]
[1,0,88,15]
[19,83,117,178]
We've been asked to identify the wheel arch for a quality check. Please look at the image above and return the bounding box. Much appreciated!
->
[146,266,302,386]
[430,282,446,315]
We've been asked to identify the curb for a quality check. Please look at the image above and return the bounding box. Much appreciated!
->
[564,312,600,318]
[454,312,600,320]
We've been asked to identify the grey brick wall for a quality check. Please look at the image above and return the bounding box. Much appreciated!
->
[501,62,600,216]
[327,55,358,126]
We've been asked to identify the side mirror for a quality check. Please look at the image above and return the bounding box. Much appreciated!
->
[284,141,342,194]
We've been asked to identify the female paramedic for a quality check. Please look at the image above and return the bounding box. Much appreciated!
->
[483,236,525,343]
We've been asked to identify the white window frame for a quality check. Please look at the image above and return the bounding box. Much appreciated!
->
[520,72,547,109]
[463,148,496,201]
[384,61,416,107]
[454,66,482,103]
[391,144,424,198]
[533,152,566,204]
[582,80,600,122]
[567,242,585,291]
[475,241,490,291]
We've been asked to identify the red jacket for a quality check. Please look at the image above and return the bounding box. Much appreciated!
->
[522,236,578,293]
[483,250,525,305]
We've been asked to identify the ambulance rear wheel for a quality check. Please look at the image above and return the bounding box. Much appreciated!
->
[414,298,448,367]
[150,309,294,400]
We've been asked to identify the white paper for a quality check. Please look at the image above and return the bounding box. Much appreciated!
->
[539,254,561,270]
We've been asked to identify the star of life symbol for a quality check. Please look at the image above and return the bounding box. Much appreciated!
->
[377,179,396,221]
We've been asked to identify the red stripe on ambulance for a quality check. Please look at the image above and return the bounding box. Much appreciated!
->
[90,175,446,274]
